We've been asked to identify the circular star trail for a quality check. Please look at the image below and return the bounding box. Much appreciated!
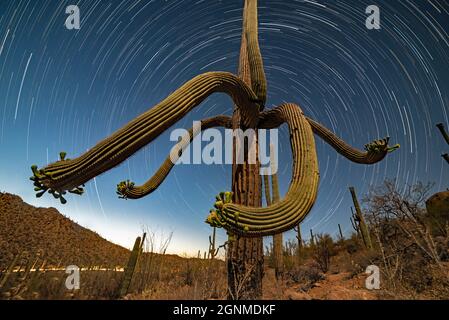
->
[0,0,447,251]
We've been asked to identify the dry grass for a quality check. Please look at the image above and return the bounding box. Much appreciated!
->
[2,179,449,300]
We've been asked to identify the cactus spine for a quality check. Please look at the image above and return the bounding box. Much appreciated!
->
[349,187,372,249]
[119,234,145,297]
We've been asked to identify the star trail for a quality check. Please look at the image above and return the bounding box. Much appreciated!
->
[0,0,448,254]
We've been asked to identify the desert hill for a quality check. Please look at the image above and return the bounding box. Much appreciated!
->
[0,192,130,270]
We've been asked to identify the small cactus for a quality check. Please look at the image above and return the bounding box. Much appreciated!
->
[310,229,315,246]
[119,233,145,297]
[338,223,344,239]
[349,187,372,249]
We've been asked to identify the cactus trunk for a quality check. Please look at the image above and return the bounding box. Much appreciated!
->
[119,234,145,297]
[349,187,373,249]
[338,223,344,239]
[294,224,302,264]
[226,0,264,300]
[310,229,315,246]
[208,227,218,259]
[270,153,284,280]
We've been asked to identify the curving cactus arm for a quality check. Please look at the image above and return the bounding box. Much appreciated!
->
[210,103,320,237]
[306,117,400,164]
[245,0,267,107]
[31,72,261,198]
[117,115,232,199]
[258,111,399,165]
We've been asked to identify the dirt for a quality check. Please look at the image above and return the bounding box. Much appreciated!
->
[263,269,380,300]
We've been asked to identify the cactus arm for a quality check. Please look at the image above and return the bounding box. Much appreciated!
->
[349,186,372,249]
[259,113,399,164]
[119,236,142,297]
[117,115,232,199]
[305,117,399,164]
[245,0,267,107]
[215,103,319,237]
[436,123,449,146]
[31,72,260,200]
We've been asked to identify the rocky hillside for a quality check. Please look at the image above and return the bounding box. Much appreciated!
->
[0,193,130,269]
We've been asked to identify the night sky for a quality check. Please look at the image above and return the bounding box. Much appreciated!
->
[0,0,448,255]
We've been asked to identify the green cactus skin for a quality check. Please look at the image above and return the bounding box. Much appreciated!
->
[208,227,219,259]
[350,207,361,239]
[245,0,267,107]
[31,72,260,195]
[219,103,320,237]
[310,229,315,246]
[304,118,399,164]
[349,187,373,249]
[119,235,144,297]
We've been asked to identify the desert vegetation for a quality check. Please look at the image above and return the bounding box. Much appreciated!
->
[1,177,448,300]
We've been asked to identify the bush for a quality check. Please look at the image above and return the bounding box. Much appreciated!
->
[312,234,335,273]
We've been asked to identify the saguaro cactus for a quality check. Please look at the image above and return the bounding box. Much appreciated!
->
[425,123,449,234]
[349,187,373,249]
[436,123,449,164]
[350,207,361,238]
[338,223,344,240]
[293,224,302,263]
[119,234,145,297]
[310,229,315,246]
[208,227,218,259]
[30,0,398,299]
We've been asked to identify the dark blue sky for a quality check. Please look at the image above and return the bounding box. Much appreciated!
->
[0,0,448,254]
